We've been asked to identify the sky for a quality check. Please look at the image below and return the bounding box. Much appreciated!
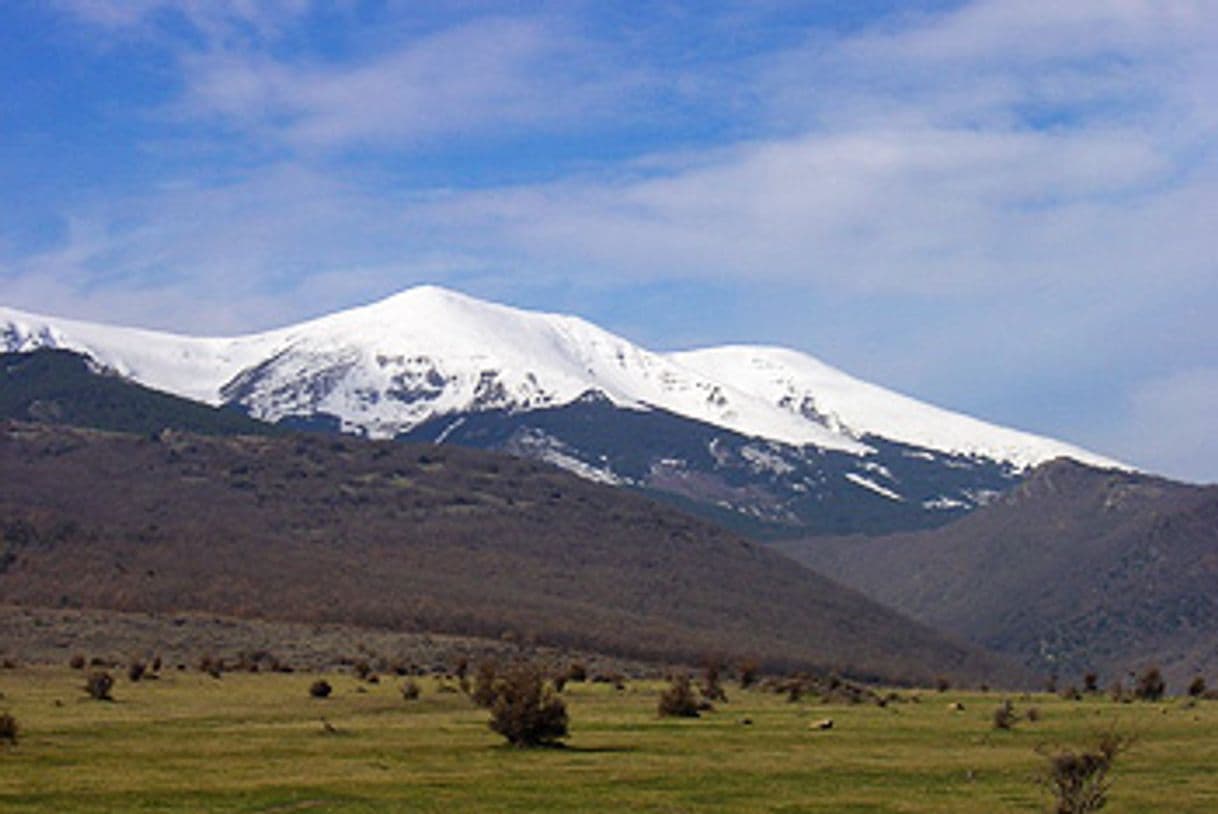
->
[0,1,1215,483]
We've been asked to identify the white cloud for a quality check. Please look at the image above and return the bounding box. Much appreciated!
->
[175,17,635,150]
[1104,368,1218,483]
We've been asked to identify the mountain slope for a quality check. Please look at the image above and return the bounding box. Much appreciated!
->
[1,286,1122,535]
[0,348,277,437]
[777,459,1218,684]
[0,421,1018,686]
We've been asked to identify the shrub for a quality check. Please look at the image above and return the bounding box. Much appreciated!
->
[738,659,759,689]
[1041,732,1132,814]
[401,679,421,701]
[935,676,951,693]
[68,654,86,670]
[700,661,728,703]
[309,679,332,699]
[1026,706,1042,723]
[472,662,499,708]
[993,699,1017,730]
[0,712,17,745]
[353,661,372,681]
[1083,672,1099,694]
[487,663,568,748]
[565,662,588,683]
[658,673,702,718]
[1134,667,1165,701]
[128,661,147,683]
[1187,676,1206,698]
[84,671,114,701]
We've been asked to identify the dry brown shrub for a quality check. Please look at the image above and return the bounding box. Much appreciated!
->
[1040,731,1132,814]
[658,672,702,718]
[309,679,332,699]
[487,663,568,748]
[84,671,114,701]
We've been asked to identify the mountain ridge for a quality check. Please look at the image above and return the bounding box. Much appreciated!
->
[2,286,1125,536]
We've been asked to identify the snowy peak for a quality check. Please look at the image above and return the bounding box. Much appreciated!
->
[1,286,1116,472]
[670,345,1121,471]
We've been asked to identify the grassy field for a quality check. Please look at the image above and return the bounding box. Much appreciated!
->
[1,666,1216,813]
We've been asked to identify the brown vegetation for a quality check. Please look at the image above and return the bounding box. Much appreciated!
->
[0,421,1013,686]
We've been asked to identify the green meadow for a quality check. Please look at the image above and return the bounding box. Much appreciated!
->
[2,667,1216,813]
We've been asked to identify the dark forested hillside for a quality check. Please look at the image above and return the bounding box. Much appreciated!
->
[0,421,1017,686]
[0,349,276,437]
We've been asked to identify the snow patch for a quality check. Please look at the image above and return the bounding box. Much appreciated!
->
[845,472,905,502]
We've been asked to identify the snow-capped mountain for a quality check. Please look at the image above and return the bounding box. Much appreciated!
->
[0,285,1122,536]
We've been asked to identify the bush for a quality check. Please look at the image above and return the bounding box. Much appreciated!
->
[128,661,147,683]
[993,699,1017,730]
[487,663,568,748]
[1134,667,1165,701]
[1187,676,1206,698]
[309,679,332,699]
[658,673,702,718]
[1041,732,1132,814]
[0,712,17,745]
[401,679,421,701]
[84,671,114,701]
[738,659,759,690]
[68,654,86,670]
[472,662,499,708]
[935,676,951,693]
[565,662,588,683]
[700,660,728,703]
[1083,672,1099,694]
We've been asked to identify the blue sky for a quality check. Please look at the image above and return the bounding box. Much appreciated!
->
[1,1,1216,482]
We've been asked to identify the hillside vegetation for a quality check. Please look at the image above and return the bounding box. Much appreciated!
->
[780,459,1218,684]
[0,421,1014,686]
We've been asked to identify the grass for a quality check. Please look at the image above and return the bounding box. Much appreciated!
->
[2,667,1217,812]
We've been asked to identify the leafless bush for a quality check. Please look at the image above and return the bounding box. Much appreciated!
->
[0,712,17,745]
[1134,667,1165,701]
[472,661,499,708]
[1040,732,1132,814]
[738,659,759,689]
[658,672,702,718]
[993,699,1017,730]
[487,662,568,747]
[84,671,114,701]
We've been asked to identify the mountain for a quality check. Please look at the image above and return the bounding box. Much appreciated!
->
[0,420,1018,686]
[0,286,1121,536]
[0,348,278,437]
[776,459,1218,686]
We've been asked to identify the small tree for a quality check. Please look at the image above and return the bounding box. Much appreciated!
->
[1187,676,1206,698]
[1134,667,1165,701]
[487,663,568,748]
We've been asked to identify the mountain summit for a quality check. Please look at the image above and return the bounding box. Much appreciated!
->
[1,286,1121,535]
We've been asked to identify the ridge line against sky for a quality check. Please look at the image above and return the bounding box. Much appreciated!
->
[0,0,1215,483]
